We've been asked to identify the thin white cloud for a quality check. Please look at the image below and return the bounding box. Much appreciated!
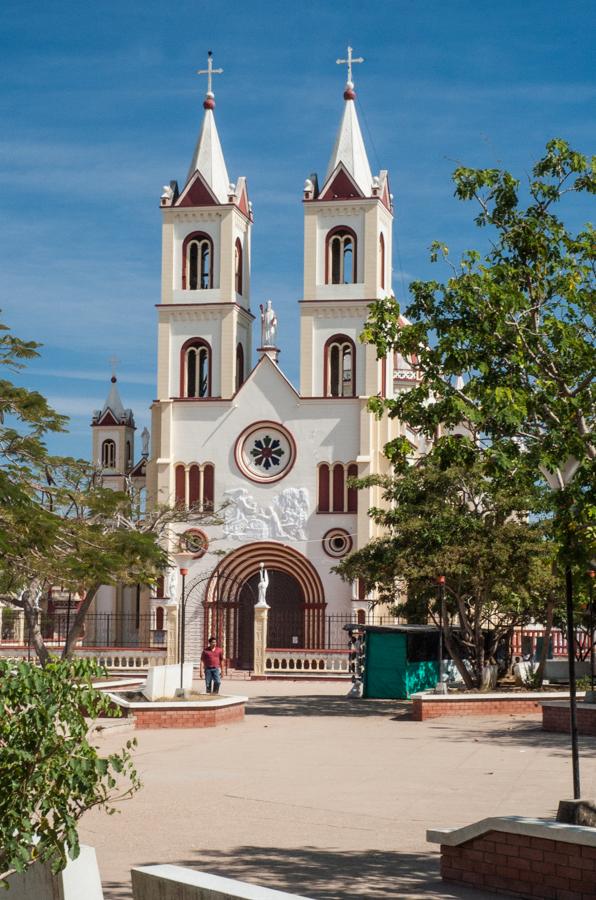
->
[29,366,154,386]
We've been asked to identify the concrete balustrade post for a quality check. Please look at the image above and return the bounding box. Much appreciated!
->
[16,610,25,644]
[166,606,178,666]
[253,602,269,676]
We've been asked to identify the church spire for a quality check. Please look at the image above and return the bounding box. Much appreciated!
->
[324,46,373,196]
[186,51,230,202]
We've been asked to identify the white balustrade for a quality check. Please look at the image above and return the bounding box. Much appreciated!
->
[264,648,350,676]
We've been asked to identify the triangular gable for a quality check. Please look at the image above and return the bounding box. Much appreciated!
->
[234,353,300,402]
[320,163,364,201]
[378,170,392,211]
[130,458,147,477]
[236,177,250,217]
[176,170,219,208]
[94,410,119,427]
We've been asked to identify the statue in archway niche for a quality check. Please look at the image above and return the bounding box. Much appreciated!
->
[256,563,270,607]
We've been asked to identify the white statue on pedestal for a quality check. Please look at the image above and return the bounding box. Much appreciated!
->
[260,300,278,347]
[166,568,178,604]
[141,427,150,457]
[255,562,270,607]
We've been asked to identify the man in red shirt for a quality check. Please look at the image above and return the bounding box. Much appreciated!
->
[201,636,223,694]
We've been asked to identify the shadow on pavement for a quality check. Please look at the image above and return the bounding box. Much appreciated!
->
[427,716,596,756]
[246,694,412,719]
[104,845,501,900]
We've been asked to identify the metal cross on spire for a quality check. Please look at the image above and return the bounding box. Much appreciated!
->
[108,355,120,378]
[336,45,364,86]
[197,50,223,96]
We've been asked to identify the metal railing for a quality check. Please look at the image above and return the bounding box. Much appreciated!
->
[0,612,163,649]
[267,611,402,651]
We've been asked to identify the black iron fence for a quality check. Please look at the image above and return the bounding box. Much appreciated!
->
[0,612,162,649]
[267,611,402,650]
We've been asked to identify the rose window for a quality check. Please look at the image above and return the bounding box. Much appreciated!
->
[235,422,296,483]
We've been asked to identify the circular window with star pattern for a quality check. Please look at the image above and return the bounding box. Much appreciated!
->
[234,421,296,484]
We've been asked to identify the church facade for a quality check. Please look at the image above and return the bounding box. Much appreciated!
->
[91,54,422,667]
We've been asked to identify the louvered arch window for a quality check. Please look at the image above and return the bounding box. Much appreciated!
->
[325,334,355,398]
[182,231,213,290]
[326,226,357,284]
[180,338,211,398]
[101,439,116,468]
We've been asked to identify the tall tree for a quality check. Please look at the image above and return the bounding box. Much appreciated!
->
[336,452,560,689]
[364,139,595,563]
[0,317,216,664]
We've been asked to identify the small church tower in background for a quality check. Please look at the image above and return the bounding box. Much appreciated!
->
[91,372,136,490]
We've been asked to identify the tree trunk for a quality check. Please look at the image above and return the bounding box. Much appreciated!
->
[62,584,100,660]
[443,620,474,690]
[22,601,50,667]
[534,599,555,687]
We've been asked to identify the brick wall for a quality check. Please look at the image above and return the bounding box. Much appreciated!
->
[412,697,542,721]
[543,704,596,737]
[441,829,596,899]
[117,702,245,729]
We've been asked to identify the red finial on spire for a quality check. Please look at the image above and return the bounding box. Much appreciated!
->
[203,95,215,110]
[344,83,356,101]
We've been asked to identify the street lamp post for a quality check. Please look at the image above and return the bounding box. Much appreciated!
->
[436,576,446,692]
[179,567,188,691]
[589,570,595,694]
[541,457,581,800]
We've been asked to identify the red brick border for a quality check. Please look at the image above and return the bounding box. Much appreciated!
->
[117,701,245,729]
[542,703,596,736]
[440,828,596,899]
[412,696,542,721]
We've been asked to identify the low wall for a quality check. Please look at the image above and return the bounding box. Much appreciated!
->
[131,865,313,899]
[411,690,581,721]
[427,816,596,899]
[264,648,350,678]
[542,701,596,736]
[111,695,246,729]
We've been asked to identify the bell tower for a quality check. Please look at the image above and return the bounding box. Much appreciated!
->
[299,47,393,400]
[156,52,254,404]
[149,54,254,506]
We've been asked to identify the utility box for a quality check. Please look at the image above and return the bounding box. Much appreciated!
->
[363,625,441,699]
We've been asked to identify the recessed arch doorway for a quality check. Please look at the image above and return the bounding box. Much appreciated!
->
[205,542,326,670]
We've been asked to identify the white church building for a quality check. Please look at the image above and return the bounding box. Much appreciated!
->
[90,51,423,669]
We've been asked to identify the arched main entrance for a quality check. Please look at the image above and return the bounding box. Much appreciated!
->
[205,542,326,669]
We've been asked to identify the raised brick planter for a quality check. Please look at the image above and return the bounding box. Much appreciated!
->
[428,816,596,899]
[411,690,581,722]
[542,701,596,736]
[108,694,246,729]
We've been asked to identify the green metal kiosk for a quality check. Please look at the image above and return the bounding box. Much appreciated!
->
[362,625,441,699]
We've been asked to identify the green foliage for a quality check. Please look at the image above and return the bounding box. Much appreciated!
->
[336,452,560,688]
[0,658,140,884]
[361,139,595,565]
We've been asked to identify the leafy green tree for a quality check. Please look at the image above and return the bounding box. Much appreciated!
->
[0,317,215,664]
[337,452,560,689]
[0,658,140,886]
[364,139,595,565]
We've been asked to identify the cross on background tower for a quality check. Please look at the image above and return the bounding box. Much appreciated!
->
[108,355,120,379]
[336,45,364,87]
[197,50,223,97]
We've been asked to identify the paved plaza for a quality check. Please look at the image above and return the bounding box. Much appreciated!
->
[80,680,596,899]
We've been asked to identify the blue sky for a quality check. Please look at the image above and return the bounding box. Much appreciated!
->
[2,0,594,460]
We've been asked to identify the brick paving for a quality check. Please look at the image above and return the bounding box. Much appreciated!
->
[80,680,596,899]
